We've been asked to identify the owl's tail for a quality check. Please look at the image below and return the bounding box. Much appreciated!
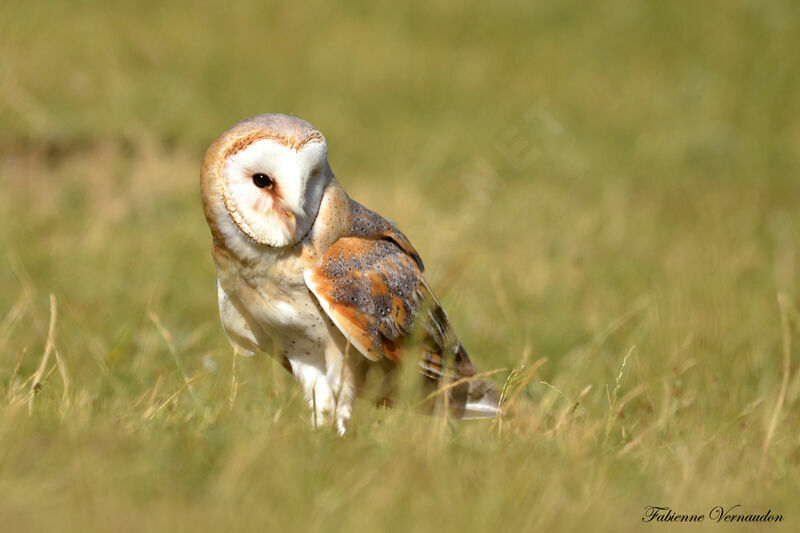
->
[449,375,502,420]
[420,344,502,420]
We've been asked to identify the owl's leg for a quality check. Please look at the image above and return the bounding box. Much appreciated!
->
[324,338,357,436]
[288,352,337,430]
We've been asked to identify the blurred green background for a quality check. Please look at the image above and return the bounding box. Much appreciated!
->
[1,1,799,531]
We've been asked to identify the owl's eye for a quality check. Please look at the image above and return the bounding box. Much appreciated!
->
[252,173,273,189]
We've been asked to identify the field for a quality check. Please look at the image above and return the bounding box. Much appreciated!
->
[1,1,799,531]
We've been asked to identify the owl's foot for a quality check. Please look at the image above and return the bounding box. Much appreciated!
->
[334,406,351,436]
[309,384,353,436]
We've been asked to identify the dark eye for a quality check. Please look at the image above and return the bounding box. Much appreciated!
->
[252,173,273,189]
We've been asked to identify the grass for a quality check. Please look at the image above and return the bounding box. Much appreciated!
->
[1,0,799,531]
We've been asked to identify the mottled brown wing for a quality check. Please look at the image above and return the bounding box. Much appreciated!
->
[304,236,420,361]
[304,249,477,387]
[305,198,477,379]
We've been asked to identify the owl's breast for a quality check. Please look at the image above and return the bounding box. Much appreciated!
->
[217,250,331,356]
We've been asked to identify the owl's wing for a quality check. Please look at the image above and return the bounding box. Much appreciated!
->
[304,236,418,362]
[303,204,475,378]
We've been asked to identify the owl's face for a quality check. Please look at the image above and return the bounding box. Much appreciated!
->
[221,137,328,247]
[201,114,331,252]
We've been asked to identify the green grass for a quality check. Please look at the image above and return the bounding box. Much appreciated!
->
[1,0,799,531]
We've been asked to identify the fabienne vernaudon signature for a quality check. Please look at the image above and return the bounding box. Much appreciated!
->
[642,505,784,524]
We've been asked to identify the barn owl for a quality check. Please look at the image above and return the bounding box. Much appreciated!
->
[201,114,499,433]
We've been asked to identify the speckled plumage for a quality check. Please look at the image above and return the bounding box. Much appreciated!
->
[201,114,499,433]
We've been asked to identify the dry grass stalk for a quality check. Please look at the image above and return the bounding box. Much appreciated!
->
[760,293,793,472]
[27,293,57,414]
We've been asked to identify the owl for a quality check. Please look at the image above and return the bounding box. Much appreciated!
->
[201,114,499,434]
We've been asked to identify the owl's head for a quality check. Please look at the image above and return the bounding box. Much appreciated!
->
[201,114,331,252]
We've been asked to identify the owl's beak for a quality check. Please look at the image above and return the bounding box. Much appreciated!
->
[278,207,297,238]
